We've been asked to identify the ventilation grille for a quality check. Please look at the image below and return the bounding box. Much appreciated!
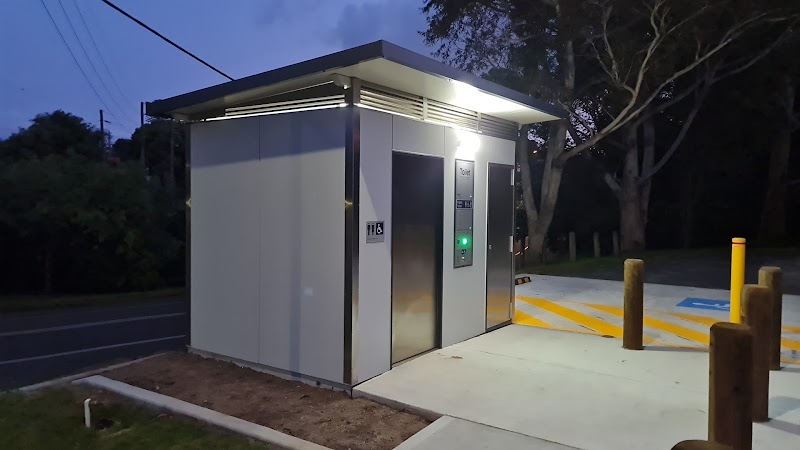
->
[480,114,519,139]
[360,85,424,120]
[426,99,479,131]
[219,82,519,140]
[360,83,518,140]
[224,94,345,117]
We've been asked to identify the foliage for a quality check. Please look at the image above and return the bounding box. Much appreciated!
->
[0,110,105,161]
[0,111,184,293]
[423,0,799,255]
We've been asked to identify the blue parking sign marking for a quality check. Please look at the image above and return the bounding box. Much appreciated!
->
[676,298,730,311]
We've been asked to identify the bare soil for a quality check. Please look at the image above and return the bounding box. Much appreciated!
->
[103,352,430,450]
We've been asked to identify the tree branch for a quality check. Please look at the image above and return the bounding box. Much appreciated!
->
[560,10,786,164]
[638,84,709,184]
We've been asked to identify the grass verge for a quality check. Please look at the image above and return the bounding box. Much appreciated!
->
[0,387,266,449]
[0,287,186,313]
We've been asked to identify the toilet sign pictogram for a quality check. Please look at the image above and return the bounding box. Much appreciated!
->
[366,221,384,243]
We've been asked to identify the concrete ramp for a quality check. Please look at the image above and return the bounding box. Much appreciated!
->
[397,416,577,450]
[354,325,800,450]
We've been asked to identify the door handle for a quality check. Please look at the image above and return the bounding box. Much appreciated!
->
[509,236,513,253]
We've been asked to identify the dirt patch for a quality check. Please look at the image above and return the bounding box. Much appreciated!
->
[103,352,430,450]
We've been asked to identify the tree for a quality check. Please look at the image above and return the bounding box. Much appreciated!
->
[423,0,797,256]
[754,27,799,242]
[0,111,104,161]
[115,118,186,195]
[0,111,182,293]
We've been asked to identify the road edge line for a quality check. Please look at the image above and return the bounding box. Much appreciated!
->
[16,352,167,392]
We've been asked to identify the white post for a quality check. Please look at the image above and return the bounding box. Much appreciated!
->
[84,399,91,428]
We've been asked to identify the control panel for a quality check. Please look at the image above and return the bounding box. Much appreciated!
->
[454,160,474,268]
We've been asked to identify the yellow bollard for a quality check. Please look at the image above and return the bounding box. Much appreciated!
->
[729,238,746,323]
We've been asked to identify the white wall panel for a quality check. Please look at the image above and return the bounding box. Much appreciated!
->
[190,118,261,362]
[388,118,515,348]
[258,108,345,383]
[392,115,444,156]
[441,128,515,346]
[355,109,393,383]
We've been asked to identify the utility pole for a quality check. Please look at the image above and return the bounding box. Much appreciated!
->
[168,118,176,191]
[139,102,146,164]
[99,109,105,151]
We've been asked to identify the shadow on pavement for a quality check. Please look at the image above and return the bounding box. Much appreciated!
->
[643,345,707,353]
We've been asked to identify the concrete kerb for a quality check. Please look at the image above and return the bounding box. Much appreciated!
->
[394,416,456,449]
[74,375,331,450]
[16,352,167,392]
[352,387,443,422]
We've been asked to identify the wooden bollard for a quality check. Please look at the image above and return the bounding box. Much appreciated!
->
[709,323,753,450]
[623,259,644,350]
[672,440,732,450]
[741,285,772,422]
[568,231,576,262]
[593,231,600,257]
[758,267,783,371]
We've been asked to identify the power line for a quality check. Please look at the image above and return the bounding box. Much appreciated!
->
[55,0,136,127]
[38,0,125,131]
[99,0,234,81]
[71,0,136,107]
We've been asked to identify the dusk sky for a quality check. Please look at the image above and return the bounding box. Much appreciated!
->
[0,0,431,140]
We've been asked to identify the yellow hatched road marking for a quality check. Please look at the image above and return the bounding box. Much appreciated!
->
[781,338,800,352]
[517,296,626,338]
[666,311,800,351]
[668,311,800,335]
[513,309,552,328]
[584,303,710,346]
[664,312,720,327]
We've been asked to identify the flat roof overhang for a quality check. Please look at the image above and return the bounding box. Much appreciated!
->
[147,41,564,125]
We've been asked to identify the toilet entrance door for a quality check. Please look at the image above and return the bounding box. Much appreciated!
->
[486,163,514,330]
[390,152,443,364]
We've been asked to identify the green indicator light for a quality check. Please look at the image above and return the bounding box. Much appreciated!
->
[460,237,469,246]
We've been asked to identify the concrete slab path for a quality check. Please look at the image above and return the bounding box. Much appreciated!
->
[354,325,800,450]
[396,416,577,450]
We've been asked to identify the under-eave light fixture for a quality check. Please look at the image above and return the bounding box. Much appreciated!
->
[450,79,528,116]
[455,128,480,161]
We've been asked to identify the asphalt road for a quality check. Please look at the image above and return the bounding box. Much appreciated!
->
[0,298,188,390]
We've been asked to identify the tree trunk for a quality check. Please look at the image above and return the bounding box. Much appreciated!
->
[679,146,697,249]
[758,73,793,243]
[521,34,575,264]
[640,116,655,226]
[517,126,539,264]
[526,121,568,263]
[619,126,646,252]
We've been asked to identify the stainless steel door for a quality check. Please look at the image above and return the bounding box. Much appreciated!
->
[391,152,443,364]
[486,163,514,330]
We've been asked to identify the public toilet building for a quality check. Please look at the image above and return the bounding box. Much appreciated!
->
[148,41,561,389]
